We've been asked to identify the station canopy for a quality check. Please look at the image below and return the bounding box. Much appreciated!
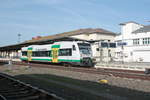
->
[0,37,86,51]
[0,28,115,51]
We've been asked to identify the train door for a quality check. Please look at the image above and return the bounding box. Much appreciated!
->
[52,45,60,63]
[27,48,32,61]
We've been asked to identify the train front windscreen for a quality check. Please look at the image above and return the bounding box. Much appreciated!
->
[78,43,92,55]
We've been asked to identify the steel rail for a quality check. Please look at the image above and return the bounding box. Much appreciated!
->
[0,73,64,100]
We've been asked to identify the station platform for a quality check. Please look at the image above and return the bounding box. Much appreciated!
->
[95,62,150,71]
[0,58,21,63]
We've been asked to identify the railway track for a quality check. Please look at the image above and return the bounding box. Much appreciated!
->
[13,61,150,81]
[0,73,63,100]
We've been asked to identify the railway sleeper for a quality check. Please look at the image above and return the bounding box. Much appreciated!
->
[5,90,38,99]
[12,95,40,100]
[0,83,23,88]
[0,84,28,90]
[0,86,28,92]
[0,87,18,91]
[0,86,22,90]
[5,91,57,100]
[0,77,6,80]
[0,80,19,85]
[0,89,31,95]
[0,89,25,93]
[0,87,29,94]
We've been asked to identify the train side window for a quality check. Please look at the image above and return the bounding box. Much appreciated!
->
[32,51,51,57]
[59,49,72,56]
[32,51,38,57]
[32,52,34,57]
[49,51,52,57]
[22,51,27,56]
[72,45,76,51]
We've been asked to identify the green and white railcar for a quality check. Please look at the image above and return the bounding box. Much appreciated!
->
[20,41,94,66]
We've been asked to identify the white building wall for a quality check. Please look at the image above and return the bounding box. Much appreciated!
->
[88,34,97,40]
[71,34,89,40]
[122,23,143,39]
[115,22,150,62]
[71,33,115,41]
[95,34,114,41]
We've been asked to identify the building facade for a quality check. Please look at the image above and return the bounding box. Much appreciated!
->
[115,21,150,62]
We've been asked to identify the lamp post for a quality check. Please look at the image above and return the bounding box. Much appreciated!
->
[18,33,21,43]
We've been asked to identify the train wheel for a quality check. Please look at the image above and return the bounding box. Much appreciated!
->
[63,63,72,67]
[22,60,27,63]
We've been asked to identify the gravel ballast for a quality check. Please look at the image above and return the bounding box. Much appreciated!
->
[0,64,150,100]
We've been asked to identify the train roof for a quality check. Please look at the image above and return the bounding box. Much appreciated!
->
[21,41,90,51]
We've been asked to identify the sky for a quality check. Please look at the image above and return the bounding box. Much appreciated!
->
[0,0,150,46]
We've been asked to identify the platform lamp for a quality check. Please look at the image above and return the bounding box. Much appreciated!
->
[18,33,21,43]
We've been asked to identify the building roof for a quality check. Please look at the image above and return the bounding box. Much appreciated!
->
[25,28,116,43]
[132,25,150,33]
[0,28,115,51]
[0,37,86,51]
[119,21,143,26]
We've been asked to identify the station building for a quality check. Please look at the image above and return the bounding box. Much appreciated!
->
[0,28,116,62]
[115,21,150,62]
[67,28,116,62]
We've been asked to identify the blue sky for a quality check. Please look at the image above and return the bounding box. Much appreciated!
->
[0,0,150,46]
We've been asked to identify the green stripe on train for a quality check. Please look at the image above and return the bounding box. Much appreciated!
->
[32,59,80,62]
[32,58,52,61]
[20,58,28,60]
[21,57,80,62]
[28,48,33,50]
[52,45,60,48]
[58,59,80,62]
